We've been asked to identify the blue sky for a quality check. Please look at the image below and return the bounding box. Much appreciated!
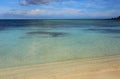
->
[0,0,120,19]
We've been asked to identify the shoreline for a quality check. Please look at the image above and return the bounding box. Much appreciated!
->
[0,54,120,79]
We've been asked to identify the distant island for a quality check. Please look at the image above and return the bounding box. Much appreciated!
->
[111,16,120,20]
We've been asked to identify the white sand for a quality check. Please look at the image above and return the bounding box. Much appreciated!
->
[0,55,120,79]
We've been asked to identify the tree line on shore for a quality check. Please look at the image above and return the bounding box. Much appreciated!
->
[111,16,120,20]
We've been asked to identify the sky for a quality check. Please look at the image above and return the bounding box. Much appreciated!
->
[0,0,120,19]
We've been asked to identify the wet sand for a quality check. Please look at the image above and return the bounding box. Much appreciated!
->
[0,55,120,79]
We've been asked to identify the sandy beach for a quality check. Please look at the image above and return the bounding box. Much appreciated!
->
[0,54,120,79]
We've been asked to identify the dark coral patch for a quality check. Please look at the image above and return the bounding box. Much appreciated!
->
[26,31,68,37]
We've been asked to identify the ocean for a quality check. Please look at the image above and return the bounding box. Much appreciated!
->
[0,19,120,68]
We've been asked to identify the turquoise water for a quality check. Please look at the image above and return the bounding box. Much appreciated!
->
[0,20,120,68]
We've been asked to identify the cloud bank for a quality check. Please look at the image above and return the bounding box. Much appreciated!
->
[3,8,120,19]
[3,8,83,19]
[20,0,70,5]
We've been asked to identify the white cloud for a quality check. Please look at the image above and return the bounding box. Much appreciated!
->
[27,9,45,15]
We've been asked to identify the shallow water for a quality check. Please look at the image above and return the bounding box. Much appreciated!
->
[0,20,120,68]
